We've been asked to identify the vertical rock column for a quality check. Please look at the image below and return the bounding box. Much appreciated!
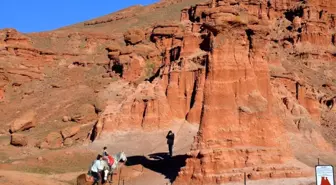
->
[174,21,309,185]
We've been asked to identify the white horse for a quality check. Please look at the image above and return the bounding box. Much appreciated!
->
[101,151,127,183]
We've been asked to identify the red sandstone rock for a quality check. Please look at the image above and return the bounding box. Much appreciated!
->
[0,28,31,46]
[10,110,37,133]
[71,104,97,124]
[95,80,172,136]
[0,1,335,184]
[45,132,63,149]
[61,125,81,139]
[63,138,74,146]
[124,29,145,45]
[10,134,28,146]
[169,0,336,184]
[62,116,71,122]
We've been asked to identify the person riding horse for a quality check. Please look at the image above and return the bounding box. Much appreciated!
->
[101,151,127,184]
[80,152,127,185]
[102,146,108,157]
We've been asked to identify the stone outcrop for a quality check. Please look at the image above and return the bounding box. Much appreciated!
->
[105,43,162,82]
[0,0,215,153]
[124,29,145,45]
[0,28,31,46]
[10,133,28,146]
[61,125,81,139]
[74,104,97,123]
[98,0,336,184]
[96,80,172,135]
[169,0,336,184]
[0,0,335,184]
[63,138,74,146]
[44,132,63,149]
[100,0,336,159]
[10,110,37,133]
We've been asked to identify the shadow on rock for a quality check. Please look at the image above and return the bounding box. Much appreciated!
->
[125,152,189,183]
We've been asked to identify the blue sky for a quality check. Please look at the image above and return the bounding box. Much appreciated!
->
[0,0,158,33]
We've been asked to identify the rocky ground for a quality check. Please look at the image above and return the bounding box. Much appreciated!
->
[0,0,336,184]
[0,121,321,185]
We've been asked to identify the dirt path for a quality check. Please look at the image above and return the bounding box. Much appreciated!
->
[0,170,69,185]
[87,120,198,156]
[84,120,199,185]
[1,121,330,185]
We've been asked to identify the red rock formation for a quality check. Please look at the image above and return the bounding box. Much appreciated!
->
[10,133,28,147]
[167,0,336,184]
[96,80,172,135]
[44,132,63,149]
[61,126,81,139]
[100,0,335,145]
[10,110,37,133]
[0,1,335,184]
[124,29,145,45]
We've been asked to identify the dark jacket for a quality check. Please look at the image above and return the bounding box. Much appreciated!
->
[166,132,175,145]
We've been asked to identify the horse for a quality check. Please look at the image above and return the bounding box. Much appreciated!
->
[101,151,127,183]
[76,151,127,185]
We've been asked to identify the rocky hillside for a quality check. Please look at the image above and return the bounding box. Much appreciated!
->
[0,0,206,149]
[0,0,335,184]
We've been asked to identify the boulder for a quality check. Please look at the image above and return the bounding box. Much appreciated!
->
[62,116,71,122]
[71,104,97,123]
[61,125,80,139]
[10,134,28,146]
[10,110,37,133]
[63,138,74,146]
[124,29,145,45]
[71,122,95,142]
[45,132,63,149]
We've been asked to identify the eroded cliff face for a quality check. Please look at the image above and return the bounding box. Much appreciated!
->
[1,0,335,183]
[97,0,336,145]
[0,0,211,146]
[169,0,336,184]
[96,23,210,134]
[96,0,336,184]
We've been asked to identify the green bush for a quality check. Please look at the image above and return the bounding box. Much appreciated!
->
[145,61,155,77]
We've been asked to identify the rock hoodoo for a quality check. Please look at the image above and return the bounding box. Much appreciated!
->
[170,0,335,184]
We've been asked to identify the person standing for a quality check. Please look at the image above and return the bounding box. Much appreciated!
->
[166,130,175,157]
[91,154,103,185]
[102,146,108,156]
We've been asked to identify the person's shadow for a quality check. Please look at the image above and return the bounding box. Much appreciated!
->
[125,152,189,183]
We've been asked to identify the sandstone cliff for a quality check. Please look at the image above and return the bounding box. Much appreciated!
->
[0,0,335,184]
[95,0,336,184]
